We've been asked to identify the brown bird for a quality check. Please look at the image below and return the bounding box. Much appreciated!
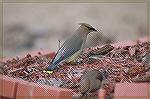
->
[79,69,108,96]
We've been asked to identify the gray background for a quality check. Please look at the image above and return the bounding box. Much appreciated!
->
[3,3,148,57]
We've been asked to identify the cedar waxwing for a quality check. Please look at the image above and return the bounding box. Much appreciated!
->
[46,23,97,71]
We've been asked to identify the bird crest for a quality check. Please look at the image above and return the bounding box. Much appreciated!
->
[79,23,93,28]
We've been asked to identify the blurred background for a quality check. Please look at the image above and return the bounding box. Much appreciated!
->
[3,3,148,57]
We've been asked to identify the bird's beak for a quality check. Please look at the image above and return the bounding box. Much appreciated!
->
[91,28,97,32]
[94,28,97,32]
[94,28,103,34]
[96,75,103,81]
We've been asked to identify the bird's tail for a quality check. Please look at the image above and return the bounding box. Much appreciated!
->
[46,63,58,71]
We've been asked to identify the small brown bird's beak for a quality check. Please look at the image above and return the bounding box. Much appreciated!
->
[96,74,103,81]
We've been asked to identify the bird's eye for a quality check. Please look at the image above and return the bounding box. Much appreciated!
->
[87,27,97,31]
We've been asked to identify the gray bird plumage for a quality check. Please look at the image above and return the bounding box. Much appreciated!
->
[46,23,97,71]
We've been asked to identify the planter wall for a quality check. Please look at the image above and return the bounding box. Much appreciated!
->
[114,83,150,99]
[0,75,73,99]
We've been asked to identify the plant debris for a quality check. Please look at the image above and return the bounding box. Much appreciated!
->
[2,40,150,99]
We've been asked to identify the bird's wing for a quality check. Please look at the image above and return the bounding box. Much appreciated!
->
[79,78,90,95]
[89,79,101,92]
[51,35,83,65]
[66,49,82,63]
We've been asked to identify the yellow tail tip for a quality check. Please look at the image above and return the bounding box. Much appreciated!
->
[43,70,53,74]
